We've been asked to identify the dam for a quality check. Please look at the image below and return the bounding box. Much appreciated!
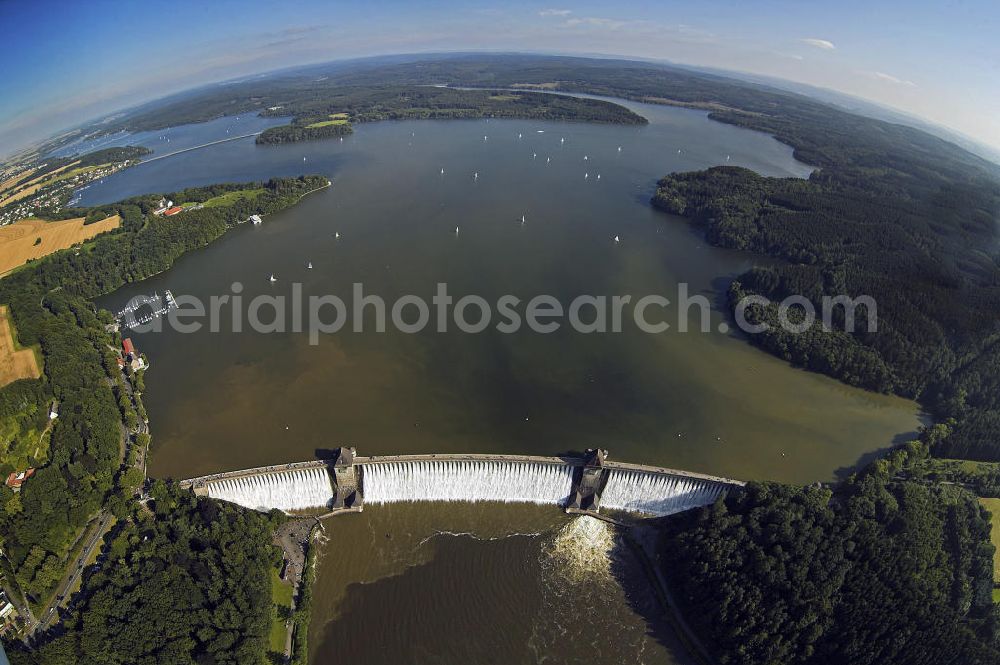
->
[179,449,743,518]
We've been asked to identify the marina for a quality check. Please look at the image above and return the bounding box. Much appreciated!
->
[114,289,178,330]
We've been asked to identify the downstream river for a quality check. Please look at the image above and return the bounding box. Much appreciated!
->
[91,97,921,665]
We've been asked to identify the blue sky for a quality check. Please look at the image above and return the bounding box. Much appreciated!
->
[1,0,998,157]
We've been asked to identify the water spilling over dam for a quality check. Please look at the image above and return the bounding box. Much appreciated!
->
[361,459,573,505]
[184,451,743,518]
[206,467,335,512]
[599,468,726,515]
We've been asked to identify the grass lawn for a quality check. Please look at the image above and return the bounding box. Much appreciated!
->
[197,188,266,209]
[271,567,293,607]
[305,118,349,129]
[268,567,294,655]
[0,415,48,470]
[269,618,288,655]
[980,498,1000,601]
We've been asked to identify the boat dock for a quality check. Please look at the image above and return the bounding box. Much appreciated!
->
[115,289,178,330]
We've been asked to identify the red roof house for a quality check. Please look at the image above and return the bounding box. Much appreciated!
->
[122,338,135,356]
[5,468,35,490]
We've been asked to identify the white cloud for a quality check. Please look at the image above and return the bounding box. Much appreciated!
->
[538,9,572,17]
[864,70,917,87]
[564,17,627,30]
[799,37,836,50]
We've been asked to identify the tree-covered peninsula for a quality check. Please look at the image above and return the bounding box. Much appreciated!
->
[0,176,327,663]
[256,86,646,144]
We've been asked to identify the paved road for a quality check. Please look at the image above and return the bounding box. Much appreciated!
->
[33,511,112,635]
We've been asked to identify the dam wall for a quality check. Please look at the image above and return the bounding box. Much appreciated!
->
[205,466,335,512]
[181,451,743,518]
[600,468,726,515]
[361,459,574,505]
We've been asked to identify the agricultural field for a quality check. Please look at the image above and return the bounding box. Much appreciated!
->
[0,214,121,276]
[0,304,41,387]
[0,304,47,473]
[0,167,37,196]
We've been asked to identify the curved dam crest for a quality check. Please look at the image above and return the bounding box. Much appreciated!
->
[179,450,744,518]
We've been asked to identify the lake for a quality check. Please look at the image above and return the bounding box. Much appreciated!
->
[91,97,921,665]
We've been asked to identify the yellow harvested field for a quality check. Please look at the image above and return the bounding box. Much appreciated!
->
[20,161,79,189]
[0,214,121,276]
[0,182,44,207]
[0,168,36,196]
[0,305,41,387]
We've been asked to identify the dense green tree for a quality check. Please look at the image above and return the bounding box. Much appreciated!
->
[10,484,275,665]
[661,472,999,665]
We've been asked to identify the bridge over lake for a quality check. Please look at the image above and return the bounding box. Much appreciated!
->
[179,450,744,518]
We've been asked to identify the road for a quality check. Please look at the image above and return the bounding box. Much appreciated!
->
[33,511,113,635]
[28,349,153,637]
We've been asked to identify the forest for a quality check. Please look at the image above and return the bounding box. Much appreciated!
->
[7,483,282,665]
[255,86,646,144]
[0,176,324,633]
[659,439,1000,664]
[652,163,1000,460]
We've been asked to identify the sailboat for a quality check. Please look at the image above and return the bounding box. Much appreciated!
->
[518,133,522,139]
[440,168,445,175]
[455,226,460,236]
[269,274,277,282]
[307,262,313,269]
[521,214,526,225]
[335,232,340,239]
[618,146,622,152]
[474,172,479,181]
[614,235,620,243]
[584,172,589,179]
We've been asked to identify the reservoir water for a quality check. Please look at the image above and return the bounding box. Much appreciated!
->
[90,97,922,664]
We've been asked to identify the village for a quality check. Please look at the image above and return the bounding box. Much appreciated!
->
[0,152,146,227]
